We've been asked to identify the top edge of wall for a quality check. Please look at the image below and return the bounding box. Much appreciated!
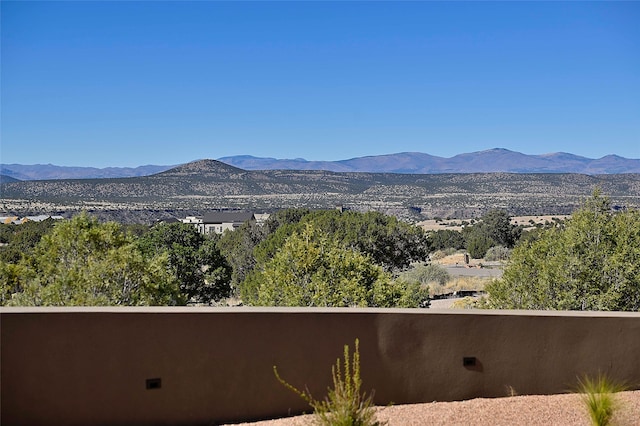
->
[1,306,640,318]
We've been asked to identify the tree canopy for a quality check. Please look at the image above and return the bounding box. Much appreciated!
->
[485,192,640,311]
[2,208,434,308]
[428,229,466,252]
[253,209,431,273]
[217,219,266,290]
[241,223,429,308]
[1,212,182,306]
[0,219,57,263]
[462,209,520,259]
[137,222,231,304]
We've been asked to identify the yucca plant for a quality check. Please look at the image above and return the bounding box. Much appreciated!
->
[274,339,385,426]
[576,373,627,426]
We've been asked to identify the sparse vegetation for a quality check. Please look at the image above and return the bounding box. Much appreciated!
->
[450,295,489,309]
[433,276,489,296]
[274,339,385,426]
[576,373,627,426]
[429,248,459,260]
[3,163,639,223]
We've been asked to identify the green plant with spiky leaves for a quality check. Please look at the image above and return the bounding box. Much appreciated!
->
[274,339,386,426]
[576,373,627,426]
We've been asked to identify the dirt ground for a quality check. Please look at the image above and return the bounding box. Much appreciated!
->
[431,253,502,277]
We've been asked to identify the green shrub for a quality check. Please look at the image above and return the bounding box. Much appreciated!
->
[465,232,493,259]
[243,224,427,308]
[400,263,450,287]
[576,373,626,426]
[484,245,511,262]
[274,339,385,426]
[486,193,640,311]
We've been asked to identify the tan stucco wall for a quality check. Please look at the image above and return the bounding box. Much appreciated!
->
[2,307,640,425]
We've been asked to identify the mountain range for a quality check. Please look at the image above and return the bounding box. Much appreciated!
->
[0,164,171,182]
[3,158,640,224]
[1,148,639,181]
[219,149,640,175]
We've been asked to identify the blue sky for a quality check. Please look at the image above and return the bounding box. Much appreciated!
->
[2,1,639,167]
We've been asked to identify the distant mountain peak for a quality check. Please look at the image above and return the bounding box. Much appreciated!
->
[158,159,245,176]
[482,147,514,153]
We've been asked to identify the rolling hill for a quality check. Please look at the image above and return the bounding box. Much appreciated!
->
[2,159,639,223]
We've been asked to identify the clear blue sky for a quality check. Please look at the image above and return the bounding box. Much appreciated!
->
[2,1,639,167]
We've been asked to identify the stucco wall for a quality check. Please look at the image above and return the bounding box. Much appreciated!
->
[2,307,639,426]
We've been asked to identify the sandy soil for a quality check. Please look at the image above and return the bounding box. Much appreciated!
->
[230,390,640,426]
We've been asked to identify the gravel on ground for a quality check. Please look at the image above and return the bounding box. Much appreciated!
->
[229,390,640,426]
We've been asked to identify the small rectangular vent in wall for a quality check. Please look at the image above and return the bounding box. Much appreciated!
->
[463,357,477,367]
[146,378,162,390]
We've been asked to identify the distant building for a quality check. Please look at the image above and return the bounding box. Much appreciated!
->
[182,216,202,224]
[253,213,270,226]
[182,211,256,235]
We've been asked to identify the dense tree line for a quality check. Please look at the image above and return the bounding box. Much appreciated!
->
[0,209,431,307]
[3,196,637,311]
[241,223,428,307]
[219,209,431,307]
[252,210,430,272]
